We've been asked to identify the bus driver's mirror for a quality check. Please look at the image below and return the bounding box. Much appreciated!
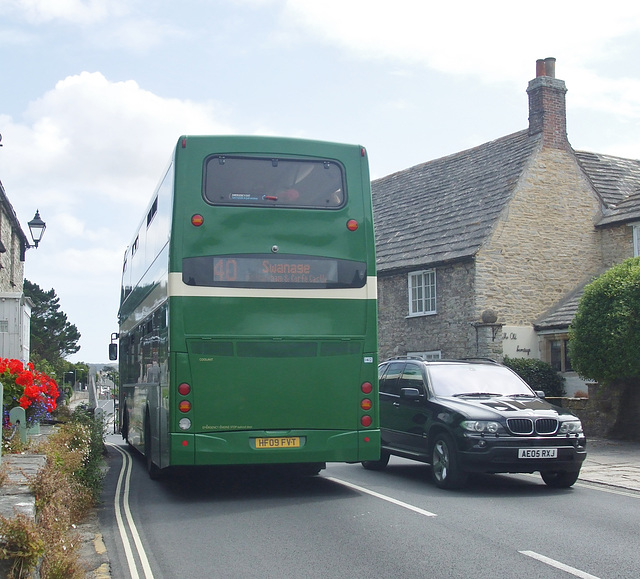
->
[109,343,118,361]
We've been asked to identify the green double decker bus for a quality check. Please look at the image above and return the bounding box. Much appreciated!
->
[114,135,379,478]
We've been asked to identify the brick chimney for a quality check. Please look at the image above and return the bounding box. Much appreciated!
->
[527,57,568,149]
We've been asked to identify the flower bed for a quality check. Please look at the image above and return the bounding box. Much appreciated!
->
[1,359,60,429]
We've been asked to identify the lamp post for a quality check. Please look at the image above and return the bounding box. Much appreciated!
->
[27,210,46,248]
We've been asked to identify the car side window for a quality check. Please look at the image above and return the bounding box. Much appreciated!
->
[379,362,404,395]
[399,363,426,393]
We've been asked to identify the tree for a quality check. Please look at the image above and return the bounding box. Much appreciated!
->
[569,257,640,439]
[24,280,81,369]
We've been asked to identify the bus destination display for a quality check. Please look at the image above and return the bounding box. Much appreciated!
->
[214,256,336,284]
[182,254,366,289]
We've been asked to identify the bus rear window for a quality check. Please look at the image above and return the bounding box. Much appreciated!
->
[203,156,345,208]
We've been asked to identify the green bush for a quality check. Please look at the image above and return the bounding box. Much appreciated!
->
[503,356,566,398]
[569,257,640,383]
[0,407,106,578]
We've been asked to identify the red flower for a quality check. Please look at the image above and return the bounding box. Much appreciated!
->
[2,358,60,421]
[15,370,34,388]
[8,359,23,374]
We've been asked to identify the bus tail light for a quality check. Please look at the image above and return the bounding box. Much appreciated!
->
[361,398,372,411]
[347,219,358,231]
[361,415,372,427]
[191,214,204,227]
[179,418,191,430]
[361,382,372,394]
[179,400,191,413]
[178,383,191,396]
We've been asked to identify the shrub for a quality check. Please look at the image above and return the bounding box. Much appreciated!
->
[0,513,45,578]
[1,407,105,578]
[569,257,640,383]
[2,426,31,455]
[503,356,566,397]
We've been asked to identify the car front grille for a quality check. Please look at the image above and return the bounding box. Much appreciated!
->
[507,418,559,436]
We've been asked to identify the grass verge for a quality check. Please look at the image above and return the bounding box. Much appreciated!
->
[0,408,106,578]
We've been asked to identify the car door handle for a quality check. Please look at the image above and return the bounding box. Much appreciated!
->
[393,402,400,407]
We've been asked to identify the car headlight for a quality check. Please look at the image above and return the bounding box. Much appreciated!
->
[461,420,500,434]
[558,420,583,434]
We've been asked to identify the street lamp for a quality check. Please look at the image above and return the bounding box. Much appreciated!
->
[27,210,46,248]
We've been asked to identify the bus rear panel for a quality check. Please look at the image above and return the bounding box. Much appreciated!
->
[118,135,378,475]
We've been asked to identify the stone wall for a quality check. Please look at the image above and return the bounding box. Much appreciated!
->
[559,382,640,442]
[377,260,478,361]
[475,147,603,324]
[0,205,25,293]
[599,225,634,269]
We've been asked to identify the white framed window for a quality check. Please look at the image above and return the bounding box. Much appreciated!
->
[408,350,442,360]
[408,269,436,316]
[633,224,640,258]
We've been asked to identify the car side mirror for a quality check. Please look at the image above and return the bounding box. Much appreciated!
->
[400,387,424,401]
[109,343,118,361]
[535,390,546,399]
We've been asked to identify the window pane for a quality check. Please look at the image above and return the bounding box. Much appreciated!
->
[204,156,345,209]
[550,340,562,371]
[408,270,436,315]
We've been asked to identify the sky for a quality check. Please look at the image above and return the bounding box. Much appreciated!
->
[1,0,640,364]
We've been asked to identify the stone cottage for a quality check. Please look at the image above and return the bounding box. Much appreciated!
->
[372,58,640,394]
[0,178,34,361]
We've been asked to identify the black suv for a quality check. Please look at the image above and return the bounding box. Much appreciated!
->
[364,358,587,489]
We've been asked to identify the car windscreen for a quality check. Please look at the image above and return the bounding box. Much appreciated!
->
[427,364,534,398]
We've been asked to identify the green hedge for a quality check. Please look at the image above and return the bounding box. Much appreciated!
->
[503,356,566,398]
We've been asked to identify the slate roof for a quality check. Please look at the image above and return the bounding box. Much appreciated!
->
[575,151,640,226]
[533,275,599,331]
[372,130,541,273]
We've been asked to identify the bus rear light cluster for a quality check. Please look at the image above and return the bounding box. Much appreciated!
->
[191,214,204,227]
[346,219,358,231]
[178,382,192,428]
[360,381,373,428]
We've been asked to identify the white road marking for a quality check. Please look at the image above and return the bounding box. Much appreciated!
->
[325,476,438,517]
[109,443,155,579]
[520,550,600,579]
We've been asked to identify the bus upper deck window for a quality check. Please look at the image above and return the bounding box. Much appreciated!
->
[203,156,346,209]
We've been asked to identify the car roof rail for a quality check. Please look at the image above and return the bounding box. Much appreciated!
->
[459,357,500,364]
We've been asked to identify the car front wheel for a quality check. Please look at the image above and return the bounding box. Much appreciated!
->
[541,470,580,488]
[430,433,468,489]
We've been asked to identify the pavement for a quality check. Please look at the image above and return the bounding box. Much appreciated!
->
[1,433,639,578]
[577,437,640,492]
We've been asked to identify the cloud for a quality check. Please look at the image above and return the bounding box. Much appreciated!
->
[275,0,640,117]
[2,71,234,211]
[0,71,238,362]
[6,0,127,25]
